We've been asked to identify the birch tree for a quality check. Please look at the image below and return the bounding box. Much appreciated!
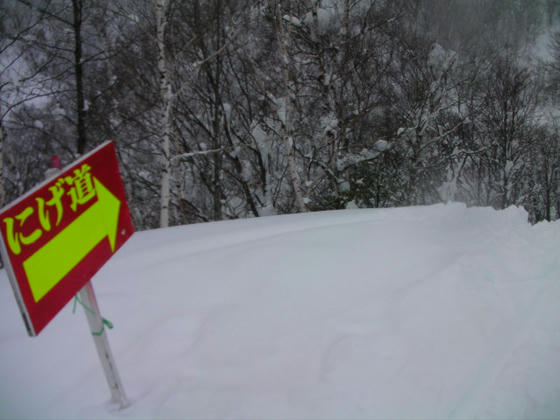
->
[154,0,173,227]
[275,0,307,212]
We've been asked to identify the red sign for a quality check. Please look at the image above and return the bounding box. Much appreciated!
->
[0,141,134,336]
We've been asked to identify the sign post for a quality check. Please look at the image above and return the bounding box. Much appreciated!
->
[0,141,133,407]
[78,282,128,408]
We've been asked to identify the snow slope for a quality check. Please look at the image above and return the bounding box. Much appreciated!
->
[1,203,560,419]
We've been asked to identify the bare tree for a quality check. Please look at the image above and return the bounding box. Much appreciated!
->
[153,0,173,227]
[479,54,537,209]
[0,1,53,206]
[274,0,307,212]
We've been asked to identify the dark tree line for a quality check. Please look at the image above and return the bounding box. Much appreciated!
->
[2,0,560,229]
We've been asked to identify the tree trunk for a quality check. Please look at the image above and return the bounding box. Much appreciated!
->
[72,0,87,155]
[276,1,307,213]
[212,0,224,220]
[155,0,173,228]
[0,121,5,208]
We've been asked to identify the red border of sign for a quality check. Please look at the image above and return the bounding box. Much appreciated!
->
[0,141,134,336]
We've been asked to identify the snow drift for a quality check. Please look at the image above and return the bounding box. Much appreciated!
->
[1,203,559,419]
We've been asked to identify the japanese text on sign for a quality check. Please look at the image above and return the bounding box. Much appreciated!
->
[3,164,96,255]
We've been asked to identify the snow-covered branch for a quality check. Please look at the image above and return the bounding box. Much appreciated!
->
[170,147,227,163]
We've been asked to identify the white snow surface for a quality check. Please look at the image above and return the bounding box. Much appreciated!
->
[1,203,560,419]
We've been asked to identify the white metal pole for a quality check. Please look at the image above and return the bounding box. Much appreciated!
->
[78,281,129,409]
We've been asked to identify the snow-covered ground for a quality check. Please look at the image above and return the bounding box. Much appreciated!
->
[1,203,560,419]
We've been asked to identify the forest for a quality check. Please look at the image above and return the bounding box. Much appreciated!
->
[1,0,560,230]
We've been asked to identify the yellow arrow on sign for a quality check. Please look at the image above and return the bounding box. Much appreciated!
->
[23,178,121,303]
